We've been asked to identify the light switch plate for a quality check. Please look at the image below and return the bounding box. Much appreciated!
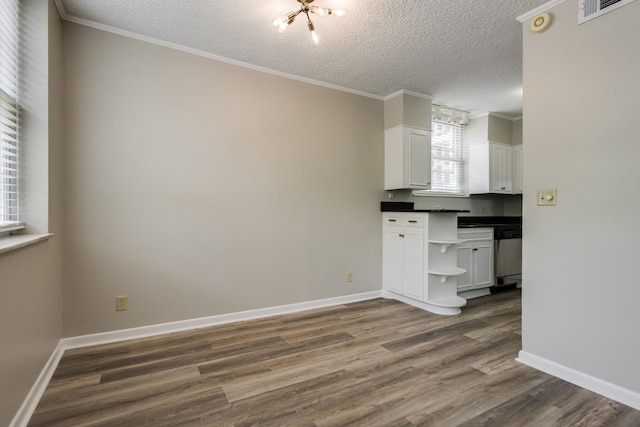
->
[537,189,557,206]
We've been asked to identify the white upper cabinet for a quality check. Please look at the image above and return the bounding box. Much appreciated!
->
[384,126,431,190]
[490,142,513,193]
[512,144,523,194]
[469,142,513,194]
[467,114,523,195]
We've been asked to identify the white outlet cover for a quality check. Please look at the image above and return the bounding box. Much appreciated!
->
[537,189,557,206]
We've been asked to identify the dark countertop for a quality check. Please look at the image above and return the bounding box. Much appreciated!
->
[379,203,522,226]
[380,202,470,213]
[457,216,522,227]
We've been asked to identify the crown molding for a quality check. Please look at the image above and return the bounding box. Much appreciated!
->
[468,112,522,121]
[54,4,383,101]
[489,112,518,121]
[517,0,567,22]
[383,90,433,102]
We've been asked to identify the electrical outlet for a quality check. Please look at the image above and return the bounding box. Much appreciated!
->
[537,189,557,206]
[346,272,353,283]
[116,295,128,311]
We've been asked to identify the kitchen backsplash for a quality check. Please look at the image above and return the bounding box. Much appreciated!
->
[385,190,522,217]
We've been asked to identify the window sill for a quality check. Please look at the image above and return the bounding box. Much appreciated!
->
[0,233,53,256]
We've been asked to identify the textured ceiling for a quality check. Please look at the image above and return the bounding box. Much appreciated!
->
[55,0,550,117]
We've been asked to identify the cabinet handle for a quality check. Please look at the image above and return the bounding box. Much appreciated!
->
[473,248,478,251]
[399,234,405,238]
[408,220,417,223]
[388,219,397,222]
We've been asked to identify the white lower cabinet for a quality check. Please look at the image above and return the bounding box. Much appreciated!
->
[383,216,424,299]
[457,228,494,297]
[383,212,466,315]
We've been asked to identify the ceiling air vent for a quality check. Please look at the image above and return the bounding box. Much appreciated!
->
[579,0,637,23]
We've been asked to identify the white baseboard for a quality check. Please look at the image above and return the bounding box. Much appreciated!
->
[458,288,491,300]
[11,290,383,427]
[517,350,640,411]
[9,341,65,427]
[381,290,463,315]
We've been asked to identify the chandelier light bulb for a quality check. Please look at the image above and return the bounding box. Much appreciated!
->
[313,7,330,17]
[331,8,346,17]
[276,21,289,33]
[273,11,299,33]
[307,19,319,45]
[272,16,290,33]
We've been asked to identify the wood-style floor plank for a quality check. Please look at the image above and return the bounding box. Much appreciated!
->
[28,288,640,426]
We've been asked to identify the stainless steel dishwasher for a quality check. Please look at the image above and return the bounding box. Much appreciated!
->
[493,225,522,287]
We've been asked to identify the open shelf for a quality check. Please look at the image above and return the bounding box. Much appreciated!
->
[382,290,466,315]
[427,295,467,308]
[428,239,464,253]
[428,267,467,282]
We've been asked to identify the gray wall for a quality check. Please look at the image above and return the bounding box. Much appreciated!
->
[0,1,64,425]
[62,23,385,336]
[522,0,640,393]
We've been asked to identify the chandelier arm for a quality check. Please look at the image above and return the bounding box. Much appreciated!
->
[286,9,303,25]
[304,10,313,27]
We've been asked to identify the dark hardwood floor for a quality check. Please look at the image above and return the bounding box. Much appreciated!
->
[28,288,640,426]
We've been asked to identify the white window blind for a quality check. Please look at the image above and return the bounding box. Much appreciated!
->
[0,0,20,229]
[429,119,466,195]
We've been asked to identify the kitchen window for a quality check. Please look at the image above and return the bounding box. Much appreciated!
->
[414,118,467,197]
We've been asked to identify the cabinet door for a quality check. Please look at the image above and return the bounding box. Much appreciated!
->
[383,228,404,294]
[473,242,494,288]
[491,144,512,193]
[456,244,473,291]
[402,228,424,300]
[468,144,490,194]
[406,128,431,189]
[384,127,431,190]
[512,145,523,194]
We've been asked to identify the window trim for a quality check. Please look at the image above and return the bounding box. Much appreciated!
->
[0,0,21,230]
[0,233,52,255]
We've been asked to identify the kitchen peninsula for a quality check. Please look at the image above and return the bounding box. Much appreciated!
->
[381,202,470,315]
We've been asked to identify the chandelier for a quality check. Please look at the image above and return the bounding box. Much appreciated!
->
[272,0,345,46]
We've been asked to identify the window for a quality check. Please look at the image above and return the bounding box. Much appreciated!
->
[415,118,467,196]
[0,0,21,230]
[414,104,468,197]
[430,120,465,194]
